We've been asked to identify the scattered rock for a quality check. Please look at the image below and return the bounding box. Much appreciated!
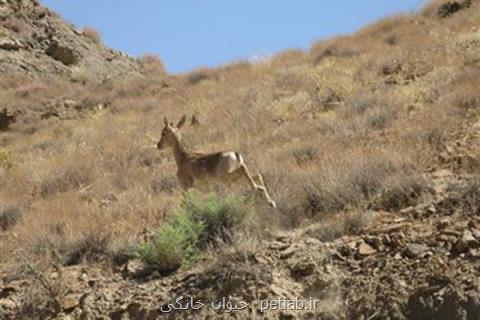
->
[432,169,454,178]
[0,7,13,20]
[279,310,295,320]
[59,295,79,312]
[40,111,61,120]
[454,230,477,253]
[0,108,16,130]
[0,299,16,314]
[268,241,290,251]
[62,99,78,109]
[405,243,429,258]
[288,257,315,278]
[470,228,480,239]
[357,242,377,256]
[122,259,153,279]
[0,37,23,50]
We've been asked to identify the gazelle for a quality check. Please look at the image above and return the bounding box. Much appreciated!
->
[157,115,276,208]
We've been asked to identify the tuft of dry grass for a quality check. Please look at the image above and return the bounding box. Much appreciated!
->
[81,26,101,44]
[13,81,48,97]
[0,205,21,231]
[138,53,166,75]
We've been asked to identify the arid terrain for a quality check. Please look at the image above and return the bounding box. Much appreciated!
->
[1,0,480,319]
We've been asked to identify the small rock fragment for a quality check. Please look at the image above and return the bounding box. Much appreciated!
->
[59,295,79,311]
[405,243,429,258]
[431,169,453,178]
[454,230,477,253]
[358,242,377,256]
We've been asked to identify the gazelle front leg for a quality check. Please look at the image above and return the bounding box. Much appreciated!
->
[177,171,194,190]
[239,164,276,208]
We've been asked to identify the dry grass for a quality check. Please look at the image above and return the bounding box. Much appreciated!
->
[138,53,166,75]
[81,26,101,44]
[1,0,479,274]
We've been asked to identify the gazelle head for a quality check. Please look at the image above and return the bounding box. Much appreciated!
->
[157,115,187,150]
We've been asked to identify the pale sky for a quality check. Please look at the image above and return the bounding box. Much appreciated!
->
[41,1,425,73]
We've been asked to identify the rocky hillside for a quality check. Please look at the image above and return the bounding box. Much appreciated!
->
[1,0,480,319]
[0,0,139,81]
[3,169,480,319]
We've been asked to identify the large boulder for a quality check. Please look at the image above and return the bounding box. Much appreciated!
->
[45,39,78,65]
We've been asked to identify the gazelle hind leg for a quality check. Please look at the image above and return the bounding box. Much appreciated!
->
[252,173,276,208]
[239,165,276,208]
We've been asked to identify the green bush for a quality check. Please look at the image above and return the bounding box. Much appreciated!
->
[138,191,249,274]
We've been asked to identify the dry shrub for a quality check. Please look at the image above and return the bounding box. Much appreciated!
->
[9,194,141,269]
[372,172,429,211]
[445,70,480,113]
[70,68,92,85]
[306,210,376,242]
[63,229,113,266]
[335,88,398,132]
[309,36,360,65]
[186,67,216,85]
[357,14,411,39]
[13,81,48,97]
[82,26,101,44]
[269,49,307,68]
[292,145,317,166]
[422,0,473,18]
[2,17,27,33]
[138,53,166,74]
[338,90,378,118]
[40,164,92,197]
[151,175,177,194]
[277,150,428,225]
[0,205,21,231]
[271,65,316,95]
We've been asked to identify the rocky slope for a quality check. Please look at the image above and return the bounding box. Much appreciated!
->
[2,167,480,319]
[0,0,139,81]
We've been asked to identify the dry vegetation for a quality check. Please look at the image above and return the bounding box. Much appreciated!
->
[0,0,479,283]
[81,26,101,44]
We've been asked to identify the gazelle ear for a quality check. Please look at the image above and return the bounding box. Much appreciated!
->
[177,115,187,129]
[164,117,168,126]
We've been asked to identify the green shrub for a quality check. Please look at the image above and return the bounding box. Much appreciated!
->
[138,191,249,274]
[182,191,247,246]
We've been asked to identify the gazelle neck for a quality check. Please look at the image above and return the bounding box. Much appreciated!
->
[171,135,189,166]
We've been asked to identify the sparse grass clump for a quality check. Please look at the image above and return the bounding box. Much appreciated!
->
[63,229,112,266]
[40,165,92,197]
[186,68,215,85]
[82,26,101,44]
[138,53,166,74]
[13,81,48,97]
[0,205,21,231]
[138,191,250,273]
